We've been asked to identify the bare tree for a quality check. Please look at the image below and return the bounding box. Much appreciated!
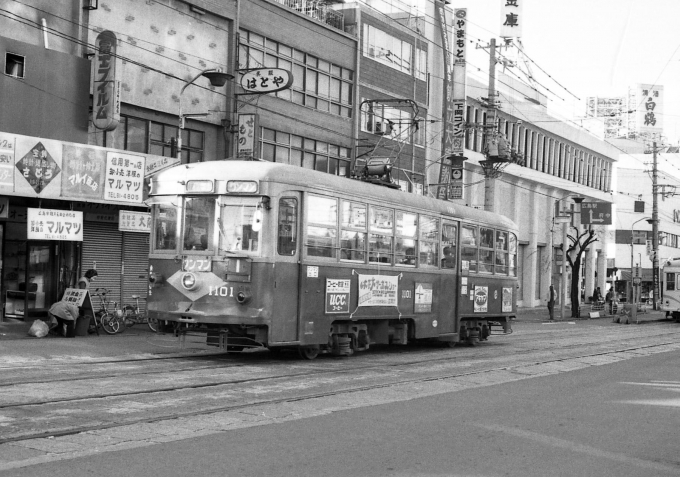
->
[563,226,599,318]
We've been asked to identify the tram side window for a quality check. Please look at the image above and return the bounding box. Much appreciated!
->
[478,227,494,273]
[306,195,337,258]
[509,233,518,276]
[278,198,298,256]
[369,206,394,264]
[441,223,457,269]
[667,273,675,291]
[419,215,439,268]
[183,197,215,252]
[218,197,261,253]
[495,230,509,274]
[395,211,417,266]
[340,201,367,262]
[152,202,178,251]
[461,225,478,272]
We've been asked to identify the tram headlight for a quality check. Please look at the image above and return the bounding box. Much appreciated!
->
[236,290,252,304]
[181,272,198,291]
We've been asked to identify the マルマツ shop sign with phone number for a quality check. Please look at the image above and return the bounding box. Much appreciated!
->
[27,208,83,241]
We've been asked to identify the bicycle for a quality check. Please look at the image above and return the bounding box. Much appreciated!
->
[122,295,158,332]
[91,288,124,335]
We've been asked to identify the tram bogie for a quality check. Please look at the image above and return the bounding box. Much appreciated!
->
[147,161,518,359]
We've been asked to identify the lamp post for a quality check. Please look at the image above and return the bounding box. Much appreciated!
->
[630,217,652,305]
[177,68,233,160]
[555,195,584,320]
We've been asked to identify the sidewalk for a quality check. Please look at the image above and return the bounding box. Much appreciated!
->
[515,304,669,323]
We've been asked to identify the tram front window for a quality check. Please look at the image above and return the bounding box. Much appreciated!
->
[153,202,178,251]
[218,197,261,254]
[183,197,215,252]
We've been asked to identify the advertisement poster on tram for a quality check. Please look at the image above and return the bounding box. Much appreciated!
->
[358,274,398,307]
[325,278,351,314]
[414,282,433,313]
[502,287,513,312]
[474,285,488,312]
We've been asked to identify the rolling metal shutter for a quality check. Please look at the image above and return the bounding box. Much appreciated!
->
[82,222,123,308]
[122,232,150,313]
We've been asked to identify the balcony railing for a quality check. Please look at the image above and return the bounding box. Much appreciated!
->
[273,0,345,31]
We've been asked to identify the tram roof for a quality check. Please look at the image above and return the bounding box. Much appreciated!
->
[151,160,517,231]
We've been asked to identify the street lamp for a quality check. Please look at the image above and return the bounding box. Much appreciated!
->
[177,68,233,160]
[630,217,652,305]
[555,195,584,320]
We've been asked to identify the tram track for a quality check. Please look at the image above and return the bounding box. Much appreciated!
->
[1,325,680,445]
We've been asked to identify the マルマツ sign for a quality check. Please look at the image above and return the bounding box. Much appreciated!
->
[358,274,398,307]
[27,208,83,241]
[104,151,145,203]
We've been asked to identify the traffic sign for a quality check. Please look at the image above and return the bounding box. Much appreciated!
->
[580,202,612,225]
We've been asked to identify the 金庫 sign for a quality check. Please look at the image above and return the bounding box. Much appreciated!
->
[240,68,293,94]
[27,208,83,241]
[500,0,523,38]
[104,152,145,203]
[119,210,151,233]
[580,202,612,225]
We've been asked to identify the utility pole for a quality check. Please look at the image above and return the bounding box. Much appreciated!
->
[483,38,497,212]
[652,140,660,310]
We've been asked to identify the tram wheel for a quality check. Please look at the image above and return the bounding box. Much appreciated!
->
[298,346,320,360]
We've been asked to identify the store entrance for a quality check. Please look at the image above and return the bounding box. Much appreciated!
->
[4,241,58,320]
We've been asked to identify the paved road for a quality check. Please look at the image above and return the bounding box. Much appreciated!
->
[1,317,679,475]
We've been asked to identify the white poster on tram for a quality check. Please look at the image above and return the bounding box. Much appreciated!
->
[358,274,398,307]
[474,285,488,313]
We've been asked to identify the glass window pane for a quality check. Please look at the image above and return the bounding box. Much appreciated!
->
[275,146,290,164]
[152,202,178,251]
[340,82,350,104]
[290,149,302,167]
[293,64,305,90]
[292,91,305,104]
[276,131,290,145]
[308,195,337,226]
[368,234,393,264]
[396,211,417,238]
[263,128,276,141]
[239,44,249,69]
[218,197,261,254]
[315,142,328,153]
[462,247,477,272]
[318,74,330,98]
[419,240,438,268]
[479,249,494,273]
[395,237,416,266]
[291,135,303,148]
[306,55,317,68]
[182,197,215,252]
[306,96,317,108]
[342,201,366,229]
[250,32,264,46]
[328,158,338,175]
[306,226,336,258]
[149,122,163,143]
[419,216,438,241]
[317,99,329,112]
[496,231,508,251]
[278,198,297,256]
[496,252,508,275]
[340,231,366,262]
[249,48,264,67]
[293,49,305,62]
[315,156,328,173]
[303,152,315,169]
[262,143,275,161]
[279,44,292,57]
[127,117,147,153]
[480,227,494,249]
[330,78,341,102]
[338,160,350,177]
[265,54,277,68]
[318,59,330,72]
[307,70,317,94]
[462,225,477,247]
[441,223,457,269]
[331,64,341,76]
[370,207,394,234]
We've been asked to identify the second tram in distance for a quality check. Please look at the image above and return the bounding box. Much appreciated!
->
[147,161,518,359]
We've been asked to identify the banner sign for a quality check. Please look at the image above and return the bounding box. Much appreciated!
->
[414,282,433,313]
[104,151,145,203]
[637,84,663,135]
[358,274,398,307]
[27,208,83,241]
[473,285,488,312]
[119,210,151,233]
[92,30,121,131]
[325,278,351,314]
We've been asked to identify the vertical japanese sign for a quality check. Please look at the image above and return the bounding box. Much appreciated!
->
[119,210,151,233]
[637,84,663,135]
[358,274,399,307]
[450,9,467,202]
[104,151,145,203]
[92,30,120,131]
[237,114,259,158]
[325,278,351,314]
[27,208,83,241]
[0,133,15,190]
[500,0,523,39]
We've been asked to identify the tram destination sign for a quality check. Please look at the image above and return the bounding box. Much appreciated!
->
[580,202,612,225]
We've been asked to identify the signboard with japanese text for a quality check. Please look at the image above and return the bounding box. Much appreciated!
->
[358,274,398,307]
[237,113,259,158]
[62,288,89,307]
[104,152,145,203]
[240,68,293,94]
[27,208,83,241]
[146,154,179,176]
[61,144,105,200]
[414,282,433,313]
[92,30,121,131]
[119,210,151,233]
[637,84,664,135]
[85,212,117,223]
[500,0,523,38]
[474,286,488,312]
[325,278,351,314]
[580,202,612,225]
[0,135,14,189]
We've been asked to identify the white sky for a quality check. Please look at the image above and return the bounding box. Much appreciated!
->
[450,0,680,145]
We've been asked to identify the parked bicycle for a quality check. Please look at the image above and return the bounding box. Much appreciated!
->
[91,288,124,335]
[122,295,157,332]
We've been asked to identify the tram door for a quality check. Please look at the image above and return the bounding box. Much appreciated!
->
[271,194,300,342]
[440,220,459,333]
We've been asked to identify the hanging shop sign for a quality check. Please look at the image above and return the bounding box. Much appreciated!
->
[92,30,121,131]
[104,151,145,203]
[119,210,151,233]
[237,113,259,158]
[27,208,83,241]
[239,68,293,94]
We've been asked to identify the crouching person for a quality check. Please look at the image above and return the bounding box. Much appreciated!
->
[48,301,80,338]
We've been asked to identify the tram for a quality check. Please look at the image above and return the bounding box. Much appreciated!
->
[147,161,518,359]
[661,258,680,321]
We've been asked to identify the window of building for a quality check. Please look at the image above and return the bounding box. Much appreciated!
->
[415,47,427,81]
[259,127,351,176]
[363,24,412,74]
[5,53,24,78]
[394,169,424,195]
[240,30,353,118]
[361,101,413,142]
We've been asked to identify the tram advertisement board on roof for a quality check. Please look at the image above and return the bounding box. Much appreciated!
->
[358,274,398,307]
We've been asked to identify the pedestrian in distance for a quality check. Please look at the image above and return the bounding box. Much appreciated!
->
[78,269,98,290]
[605,288,614,314]
[548,284,556,320]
